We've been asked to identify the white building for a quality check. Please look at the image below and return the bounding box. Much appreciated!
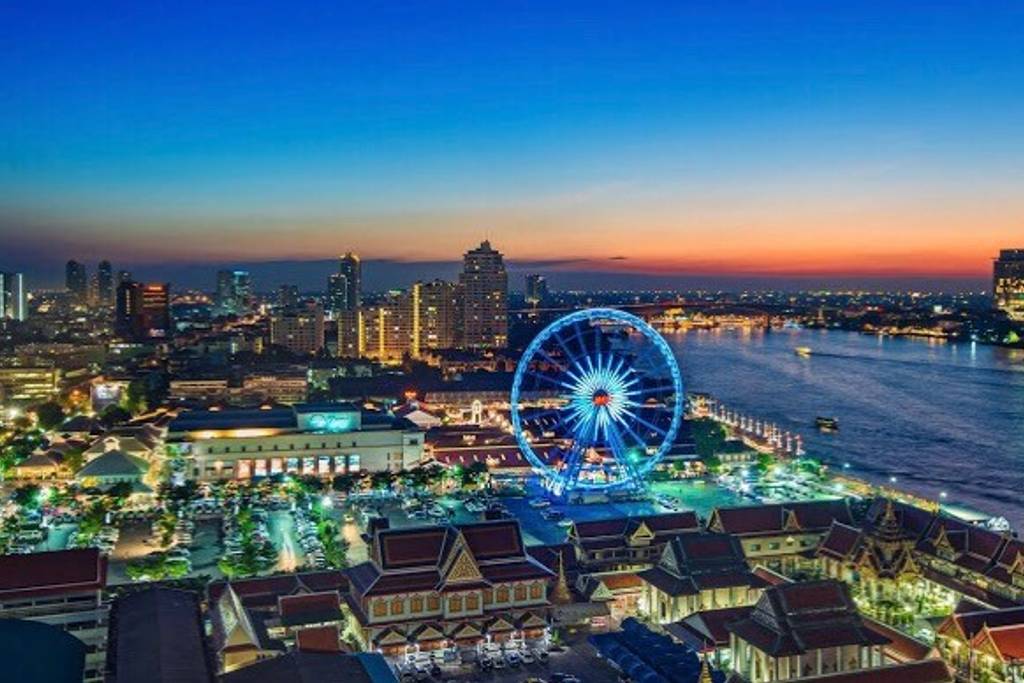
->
[166,403,424,481]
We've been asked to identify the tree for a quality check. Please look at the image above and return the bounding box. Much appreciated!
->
[460,461,489,489]
[370,470,396,491]
[13,484,41,509]
[35,402,65,431]
[62,446,85,475]
[691,418,727,458]
[120,379,148,415]
[100,404,132,428]
[331,473,359,495]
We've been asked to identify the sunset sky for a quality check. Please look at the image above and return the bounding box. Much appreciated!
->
[2,2,1023,288]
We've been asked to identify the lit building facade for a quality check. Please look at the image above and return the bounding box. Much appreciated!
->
[345,520,554,657]
[166,403,423,481]
[418,279,460,350]
[96,260,113,306]
[993,249,1024,321]
[0,271,27,321]
[362,287,420,361]
[459,240,508,349]
[525,274,549,306]
[216,270,253,316]
[328,252,362,316]
[270,304,325,355]
[0,365,61,406]
[115,280,171,341]
[66,259,88,303]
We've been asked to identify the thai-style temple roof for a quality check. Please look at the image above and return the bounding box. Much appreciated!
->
[0,548,107,601]
[639,532,768,597]
[726,580,889,657]
[347,519,553,600]
[709,499,853,537]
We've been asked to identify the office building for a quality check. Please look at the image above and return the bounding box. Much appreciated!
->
[459,240,508,349]
[96,260,113,305]
[116,281,171,341]
[0,365,61,406]
[0,271,27,321]
[418,279,459,350]
[165,402,423,481]
[993,249,1024,321]
[277,284,299,311]
[270,303,325,355]
[66,259,88,302]
[525,274,549,306]
[326,253,361,317]
[216,270,253,316]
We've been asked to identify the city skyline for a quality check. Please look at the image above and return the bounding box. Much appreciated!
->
[3,2,1023,287]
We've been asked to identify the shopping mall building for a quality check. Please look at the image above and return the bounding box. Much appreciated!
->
[166,403,423,481]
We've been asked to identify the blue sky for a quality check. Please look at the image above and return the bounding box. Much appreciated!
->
[1,1,1022,288]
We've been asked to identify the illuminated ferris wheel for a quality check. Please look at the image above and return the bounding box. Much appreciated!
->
[510,308,684,496]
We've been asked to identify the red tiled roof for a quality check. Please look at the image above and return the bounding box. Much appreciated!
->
[818,522,864,559]
[295,626,342,653]
[787,659,951,683]
[462,520,524,560]
[279,592,342,624]
[208,570,348,607]
[980,624,1024,661]
[601,573,644,591]
[0,548,106,601]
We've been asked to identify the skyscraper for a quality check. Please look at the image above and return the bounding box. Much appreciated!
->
[215,270,252,316]
[993,249,1024,321]
[65,260,88,302]
[328,253,362,316]
[0,272,26,321]
[96,260,114,305]
[277,284,300,311]
[116,281,170,340]
[459,240,508,349]
[525,274,549,306]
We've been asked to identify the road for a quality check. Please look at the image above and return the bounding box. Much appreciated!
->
[268,511,300,572]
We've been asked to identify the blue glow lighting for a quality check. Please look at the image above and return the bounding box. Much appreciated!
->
[510,308,684,496]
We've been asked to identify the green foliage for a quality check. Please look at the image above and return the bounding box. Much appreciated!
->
[126,553,190,581]
[755,452,775,474]
[13,484,41,509]
[120,380,148,415]
[370,470,396,491]
[100,404,132,428]
[35,401,66,431]
[459,461,489,488]
[691,418,727,458]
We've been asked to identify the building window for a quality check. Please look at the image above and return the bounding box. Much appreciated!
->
[373,601,387,617]
[496,587,509,603]
[529,583,542,600]
[390,598,404,615]
[449,596,463,612]
[411,597,424,613]
[514,585,527,601]
[427,596,440,610]
[466,594,479,610]
[483,589,493,605]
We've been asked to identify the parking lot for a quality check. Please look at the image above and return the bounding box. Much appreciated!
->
[441,638,622,683]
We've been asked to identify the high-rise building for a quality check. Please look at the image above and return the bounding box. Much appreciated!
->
[65,260,88,302]
[277,284,300,311]
[96,260,114,305]
[0,272,27,321]
[525,274,549,306]
[418,279,459,350]
[116,280,170,341]
[215,270,252,316]
[361,288,420,362]
[993,249,1024,321]
[328,253,362,316]
[335,309,362,359]
[270,303,325,355]
[459,240,508,349]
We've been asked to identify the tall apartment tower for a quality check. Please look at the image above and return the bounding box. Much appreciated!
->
[215,270,252,316]
[0,272,27,321]
[994,249,1024,321]
[328,253,362,316]
[418,279,460,350]
[525,274,549,306]
[96,260,114,305]
[459,240,508,349]
[270,303,325,355]
[65,260,88,303]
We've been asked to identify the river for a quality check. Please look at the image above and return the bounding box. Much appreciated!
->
[661,328,1024,528]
